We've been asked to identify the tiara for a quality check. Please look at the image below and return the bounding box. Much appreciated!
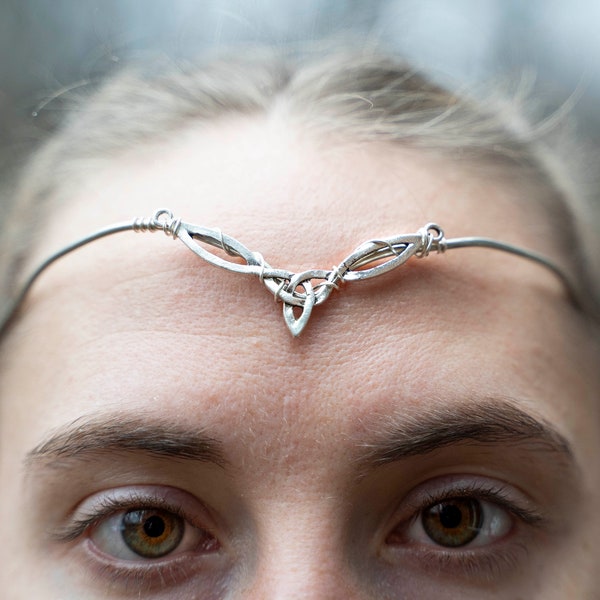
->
[2,208,575,337]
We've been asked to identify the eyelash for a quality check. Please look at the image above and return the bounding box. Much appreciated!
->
[413,482,542,527]
[384,479,544,577]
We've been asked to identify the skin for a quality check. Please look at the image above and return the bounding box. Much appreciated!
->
[0,116,599,599]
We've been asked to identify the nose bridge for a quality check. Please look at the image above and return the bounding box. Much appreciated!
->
[238,498,363,600]
[243,549,357,600]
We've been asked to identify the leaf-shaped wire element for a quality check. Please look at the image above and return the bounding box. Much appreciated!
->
[178,223,265,275]
[283,280,316,337]
[339,234,426,281]
[281,270,330,336]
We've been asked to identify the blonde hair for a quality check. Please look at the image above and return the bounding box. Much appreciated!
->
[2,47,598,321]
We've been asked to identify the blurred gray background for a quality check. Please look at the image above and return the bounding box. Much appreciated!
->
[1,0,599,154]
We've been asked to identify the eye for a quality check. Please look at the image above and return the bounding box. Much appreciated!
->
[56,486,222,565]
[417,496,509,548]
[89,506,218,561]
[52,487,227,592]
[380,477,548,582]
[385,478,542,554]
[89,506,217,560]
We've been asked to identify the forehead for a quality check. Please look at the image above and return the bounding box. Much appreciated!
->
[4,118,593,447]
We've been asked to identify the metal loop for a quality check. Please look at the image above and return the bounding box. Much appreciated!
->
[133,208,181,238]
[415,223,445,257]
[284,269,334,307]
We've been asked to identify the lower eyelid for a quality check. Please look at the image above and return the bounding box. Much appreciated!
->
[381,519,535,584]
[402,542,531,579]
[78,537,229,594]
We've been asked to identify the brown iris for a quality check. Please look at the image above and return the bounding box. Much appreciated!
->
[422,498,483,547]
[120,509,185,558]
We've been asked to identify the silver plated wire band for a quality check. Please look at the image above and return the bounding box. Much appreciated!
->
[1,208,577,337]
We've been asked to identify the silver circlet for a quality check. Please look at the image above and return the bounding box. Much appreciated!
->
[2,208,576,337]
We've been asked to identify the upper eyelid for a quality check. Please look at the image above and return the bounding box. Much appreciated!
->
[52,486,219,543]
[421,487,544,526]
[52,497,186,543]
[390,476,546,530]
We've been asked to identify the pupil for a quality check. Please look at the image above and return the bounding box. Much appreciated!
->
[439,503,463,529]
[143,515,166,538]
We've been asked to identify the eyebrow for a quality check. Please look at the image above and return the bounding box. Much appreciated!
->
[26,416,227,467]
[26,400,575,473]
[357,399,575,466]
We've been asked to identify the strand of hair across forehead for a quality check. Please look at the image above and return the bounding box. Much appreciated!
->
[1,208,577,338]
